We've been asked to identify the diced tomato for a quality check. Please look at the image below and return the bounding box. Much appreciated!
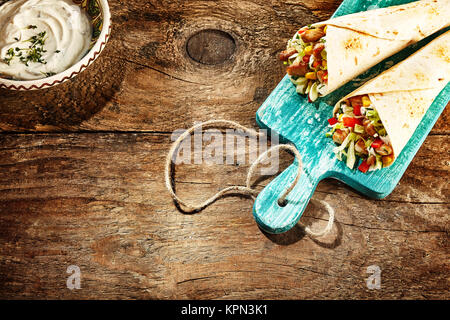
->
[313,60,321,69]
[358,160,370,173]
[298,28,308,34]
[303,55,311,63]
[349,96,363,108]
[371,138,383,149]
[353,104,361,116]
[342,117,362,128]
[321,71,328,84]
[328,118,338,126]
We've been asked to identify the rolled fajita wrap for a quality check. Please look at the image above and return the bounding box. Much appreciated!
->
[279,0,450,102]
[326,30,449,173]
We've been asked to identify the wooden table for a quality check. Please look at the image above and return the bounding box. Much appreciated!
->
[0,0,448,299]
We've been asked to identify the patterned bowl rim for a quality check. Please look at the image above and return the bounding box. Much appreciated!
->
[0,0,111,91]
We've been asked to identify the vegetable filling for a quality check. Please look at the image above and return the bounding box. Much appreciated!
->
[326,95,395,173]
[279,25,328,102]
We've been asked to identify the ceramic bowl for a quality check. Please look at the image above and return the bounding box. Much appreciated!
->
[0,0,111,90]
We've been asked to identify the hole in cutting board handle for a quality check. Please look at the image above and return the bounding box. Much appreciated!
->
[277,198,288,207]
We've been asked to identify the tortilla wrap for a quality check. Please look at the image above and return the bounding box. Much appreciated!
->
[314,0,450,95]
[334,30,450,163]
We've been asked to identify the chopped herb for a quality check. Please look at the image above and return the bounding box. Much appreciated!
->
[25,47,47,64]
[3,30,48,66]
[87,0,100,17]
[3,48,15,65]
[14,37,19,41]
[25,31,47,48]
[92,19,102,38]
[27,25,37,29]
[55,50,60,53]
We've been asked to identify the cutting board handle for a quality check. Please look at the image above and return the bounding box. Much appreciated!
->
[252,159,321,234]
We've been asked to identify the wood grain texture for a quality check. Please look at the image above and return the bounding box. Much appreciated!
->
[0,0,448,299]
[0,133,448,299]
[0,0,340,132]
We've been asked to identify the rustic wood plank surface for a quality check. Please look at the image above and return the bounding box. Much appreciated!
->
[0,0,448,299]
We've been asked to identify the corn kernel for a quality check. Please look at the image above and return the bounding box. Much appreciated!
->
[382,154,394,167]
[304,46,313,55]
[305,72,317,80]
[324,26,328,34]
[362,96,371,107]
[322,60,327,68]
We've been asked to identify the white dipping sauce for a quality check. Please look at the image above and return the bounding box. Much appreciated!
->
[0,0,92,80]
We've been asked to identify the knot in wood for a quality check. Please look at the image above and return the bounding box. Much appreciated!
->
[186,29,236,65]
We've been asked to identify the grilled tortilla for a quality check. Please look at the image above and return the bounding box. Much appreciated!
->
[281,0,450,102]
[333,30,450,166]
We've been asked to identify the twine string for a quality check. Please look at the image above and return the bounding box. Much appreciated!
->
[164,120,334,237]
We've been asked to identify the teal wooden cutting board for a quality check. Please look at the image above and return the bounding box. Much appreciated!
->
[253,0,450,234]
